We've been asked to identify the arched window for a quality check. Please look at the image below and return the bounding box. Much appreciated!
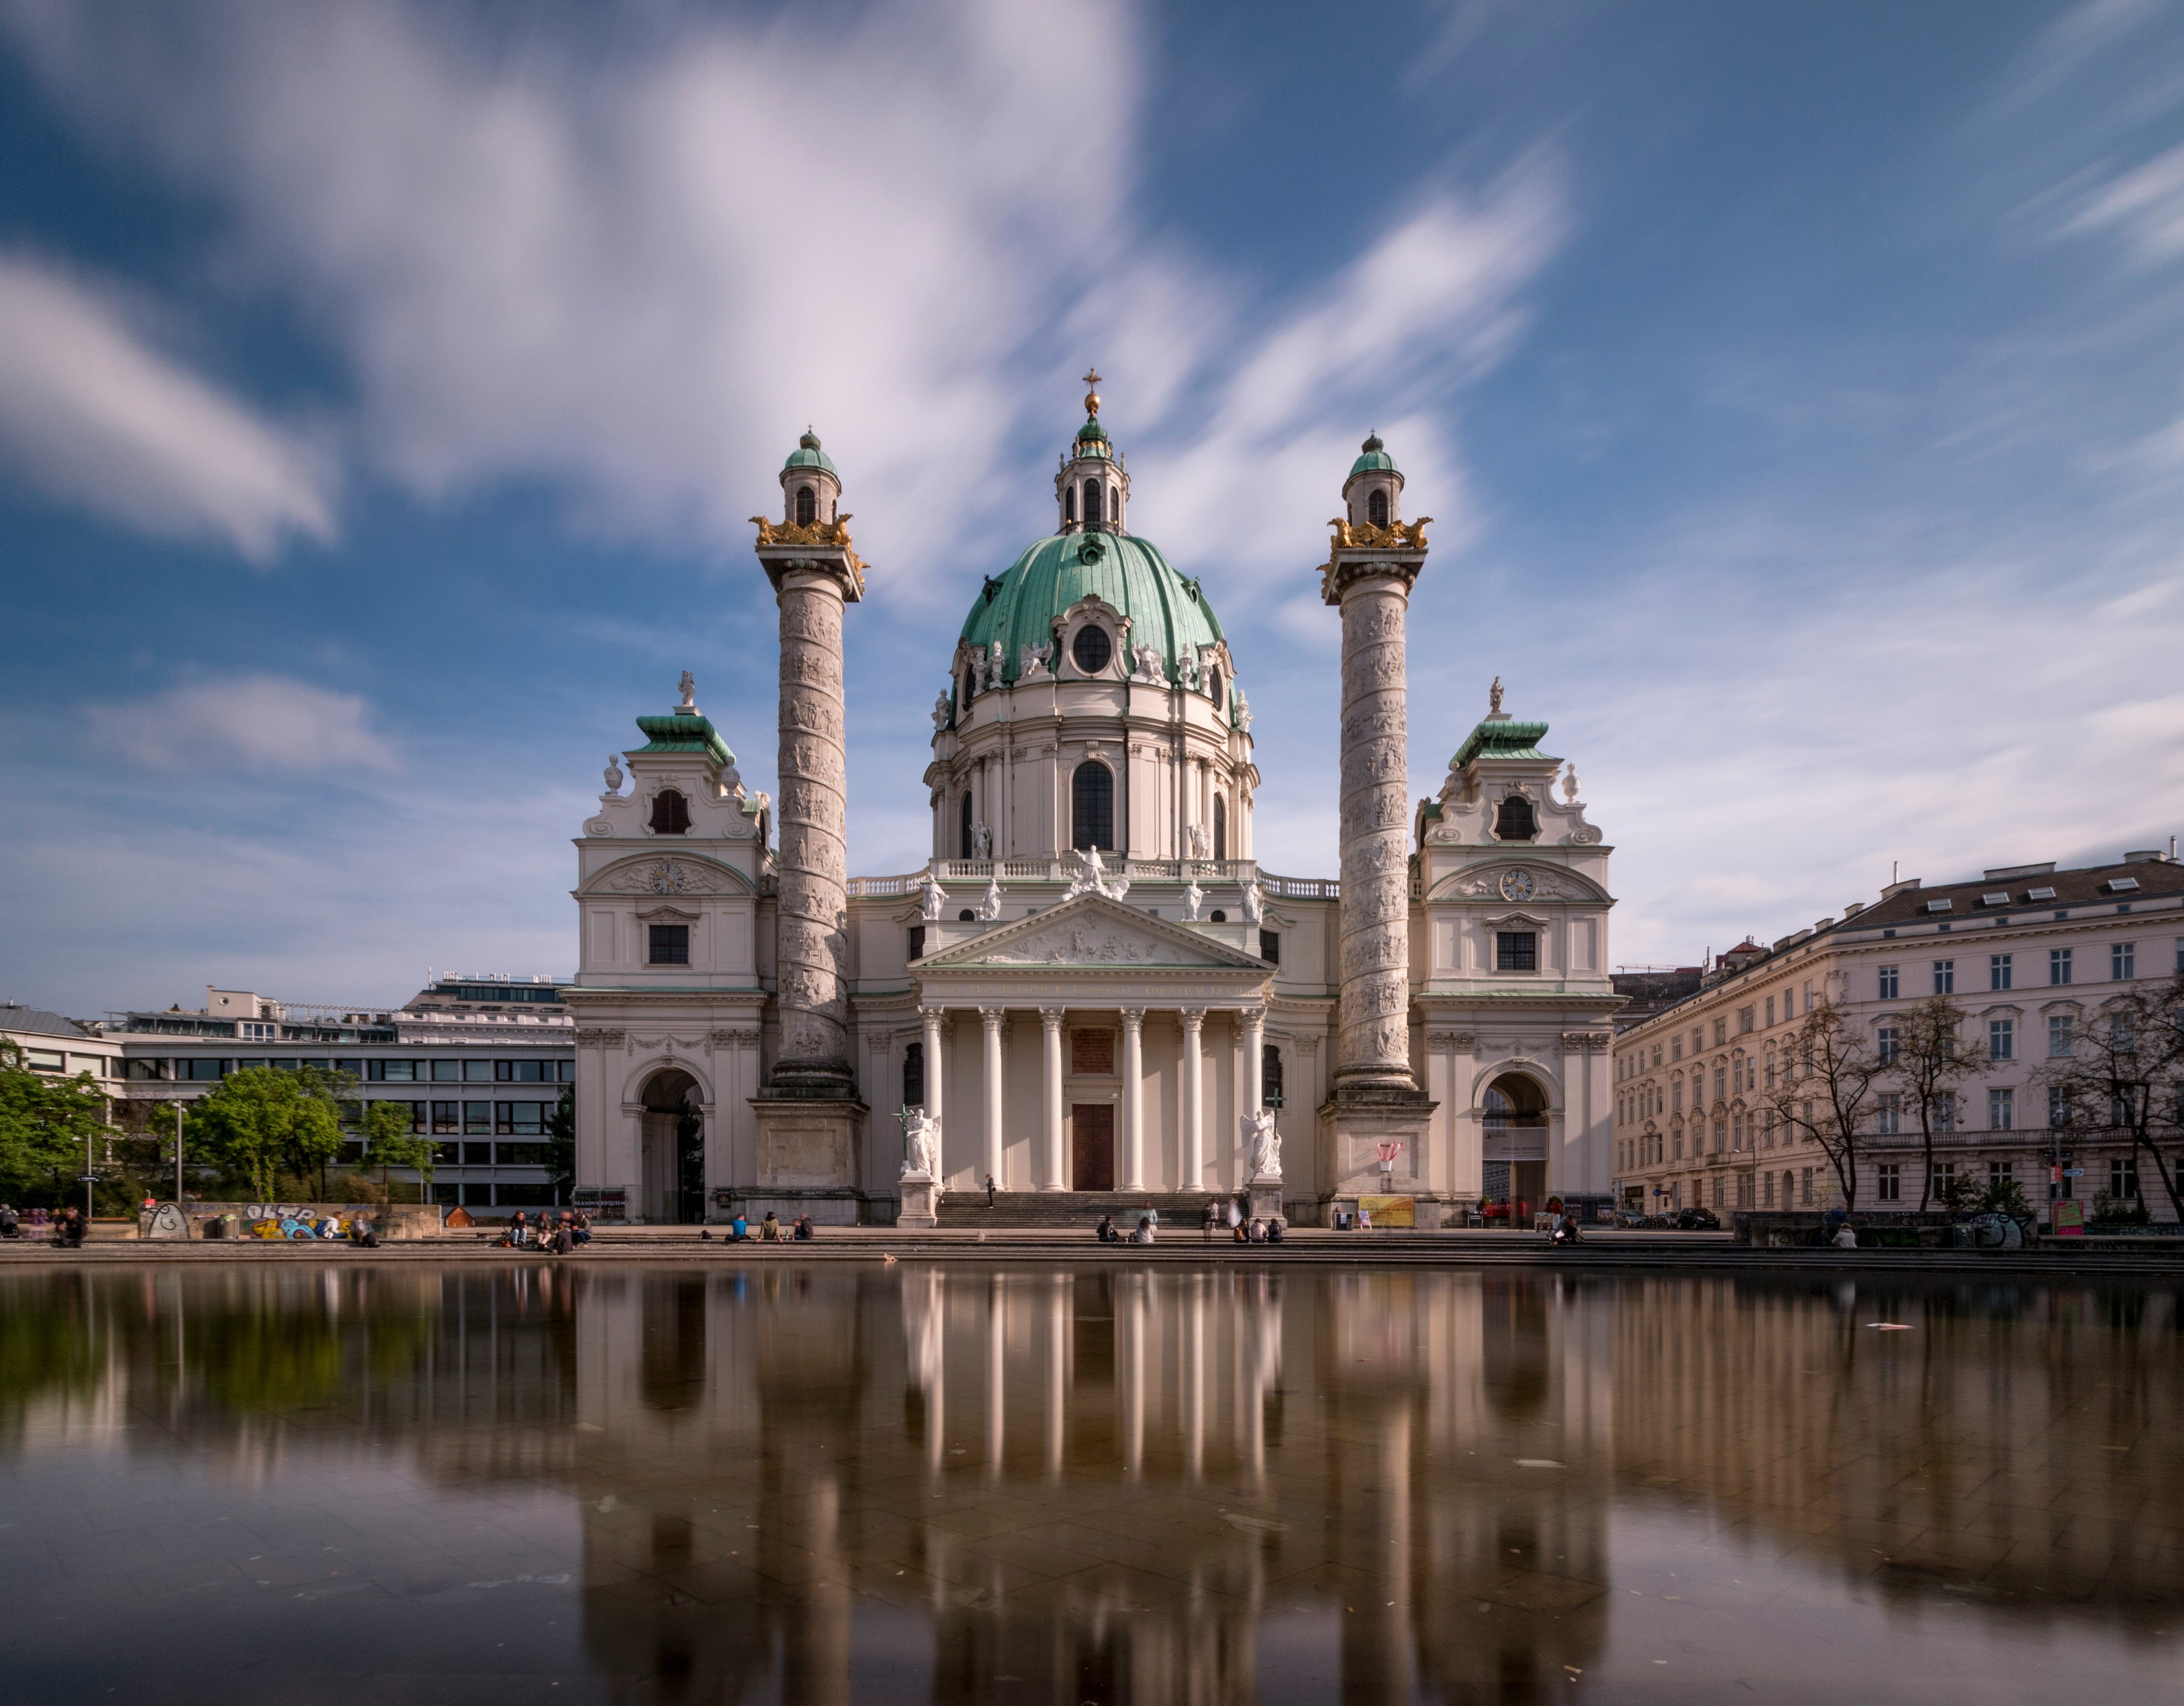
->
[1494,793,1537,841]
[959,791,975,860]
[1064,484,1076,524]
[1071,624,1112,675]
[1207,668,1223,710]
[960,669,973,709]
[649,789,691,834]
[903,1041,925,1109]
[1071,761,1113,851]
[1083,479,1102,526]
[1212,794,1228,862]
[795,484,816,526]
[1261,1043,1284,1109]
[1368,487,1389,527]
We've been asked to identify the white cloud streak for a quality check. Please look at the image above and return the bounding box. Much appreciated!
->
[88,674,397,775]
[0,253,335,559]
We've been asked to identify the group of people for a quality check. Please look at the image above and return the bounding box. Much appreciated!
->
[721,1211,816,1243]
[1090,1200,1286,1245]
[504,1209,591,1252]
[0,1204,76,1244]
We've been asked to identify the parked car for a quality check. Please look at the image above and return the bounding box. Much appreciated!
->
[1672,1205,1721,1231]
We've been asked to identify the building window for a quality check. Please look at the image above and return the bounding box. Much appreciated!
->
[1877,1026,1899,1065]
[1990,954,2012,991]
[1082,479,1103,526]
[1713,1120,1726,1151]
[1259,929,1280,964]
[1071,761,1114,850]
[648,924,691,966]
[2050,947,2072,985]
[1262,1043,1284,1109]
[1878,965,1899,999]
[1989,1087,2014,1131]
[430,1060,462,1082]
[1071,624,1112,675]
[1876,1093,1902,1136]
[1714,1018,1728,1047]
[1933,1091,1957,1133]
[1368,487,1389,527]
[1800,1167,1813,1206]
[649,789,691,835]
[1213,794,1228,862]
[2047,1014,2074,1058]
[1493,794,1537,840]
[907,925,926,961]
[902,1041,925,1110]
[1930,1159,1956,1201]
[1738,1006,1755,1034]
[1737,1174,1754,1208]
[1988,1018,2013,1060]
[1496,931,1537,971]
[795,483,816,526]
[1876,1162,1901,1202]
[1713,1177,1725,1208]
[432,1100,459,1135]
[960,791,976,860]
[1765,995,1776,1028]
[1714,1067,1727,1101]
[2113,942,2136,981]
[1989,1159,2013,1187]
[1064,484,1076,524]
[2112,1158,2139,1199]
[1671,1078,1683,1114]
[2047,1084,2072,1128]
[1933,959,1954,995]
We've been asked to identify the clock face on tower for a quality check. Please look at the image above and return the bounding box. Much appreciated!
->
[1499,868,1536,903]
[649,861,689,895]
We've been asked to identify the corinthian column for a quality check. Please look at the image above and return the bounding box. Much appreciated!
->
[1314,435,1437,1223]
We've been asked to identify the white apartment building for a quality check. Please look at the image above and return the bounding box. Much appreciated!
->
[1612,852,2184,1219]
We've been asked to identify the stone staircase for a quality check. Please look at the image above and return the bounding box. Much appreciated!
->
[934,1191,1237,1230]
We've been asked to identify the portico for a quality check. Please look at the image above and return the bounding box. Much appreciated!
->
[907,893,1275,1196]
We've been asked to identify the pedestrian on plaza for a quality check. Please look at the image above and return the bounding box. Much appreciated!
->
[552,1217,573,1254]
[1202,1200,1221,1241]
[984,1173,997,1207]
[1141,1202,1160,1234]
[1231,1219,1249,1244]
[60,1207,86,1248]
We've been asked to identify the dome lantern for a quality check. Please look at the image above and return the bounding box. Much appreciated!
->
[779,427,842,528]
[1341,431,1404,531]
[1053,368,1131,534]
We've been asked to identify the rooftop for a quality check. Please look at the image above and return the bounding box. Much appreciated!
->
[0,1003,97,1041]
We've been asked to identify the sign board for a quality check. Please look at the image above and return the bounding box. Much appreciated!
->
[1357,1195,1415,1228]
[2051,1200,2085,1236]
[2062,1168,2084,1178]
[575,1187,629,1224]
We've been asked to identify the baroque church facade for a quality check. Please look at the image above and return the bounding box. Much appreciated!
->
[566,380,1618,1225]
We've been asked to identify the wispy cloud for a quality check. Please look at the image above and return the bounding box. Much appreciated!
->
[0,253,335,559]
[2064,141,2184,261]
[88,674,397,775]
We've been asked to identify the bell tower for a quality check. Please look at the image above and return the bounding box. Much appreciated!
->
[1053,369,1131,534]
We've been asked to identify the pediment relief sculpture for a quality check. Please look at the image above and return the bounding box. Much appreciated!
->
[921,894,1263,971]
[588,856,746,898]
[1436,863,1601,904]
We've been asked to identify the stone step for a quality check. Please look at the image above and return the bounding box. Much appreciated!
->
[934,1190,1254,1228]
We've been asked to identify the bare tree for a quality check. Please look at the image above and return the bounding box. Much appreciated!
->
[1763,999,1888,1212]
[2038,973,2184,1224]
[1890,994,1992,1211]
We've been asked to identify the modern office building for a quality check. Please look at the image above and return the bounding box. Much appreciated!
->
[1610,852,2184,1218]
[101,972,574,1208]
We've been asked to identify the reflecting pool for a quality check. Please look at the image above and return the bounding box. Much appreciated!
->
[2,1263,2180,1702]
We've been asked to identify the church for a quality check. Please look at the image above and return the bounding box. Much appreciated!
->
[564,377,1619,1226]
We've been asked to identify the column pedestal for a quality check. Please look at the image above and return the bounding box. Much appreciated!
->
[897,1175,939,1230]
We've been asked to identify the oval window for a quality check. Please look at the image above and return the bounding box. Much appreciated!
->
[1071,625,1112,674]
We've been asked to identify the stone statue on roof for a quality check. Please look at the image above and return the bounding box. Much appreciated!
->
[678,670,697,710]
[1489,676,1504,716]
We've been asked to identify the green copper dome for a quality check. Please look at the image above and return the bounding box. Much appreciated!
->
[781,428,838,478]
[958,530,1227,690]
[1072,414,1112,458]
[1348,431,1397,477]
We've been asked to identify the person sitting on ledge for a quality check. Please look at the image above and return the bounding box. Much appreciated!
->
[1096,1214,1119,1243]
[760,1211,784,1242]
[1267,1216,1285,1243]
[1132,1215,1156,1245]
[1833,1223,1860,1250]
[793,1215,814,1241]
[1231,1219,1249,1244]
[729,1213,748,1241]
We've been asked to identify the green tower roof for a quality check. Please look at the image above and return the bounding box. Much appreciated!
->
[781,428,838,479]
[633,711,736,770]
[957,530,1228,693]
[1348,431,1398,478]
[1452,716,1553,770]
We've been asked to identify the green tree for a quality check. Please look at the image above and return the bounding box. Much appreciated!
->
[190,1068,345,1202]
[0,1040,114,1203]
[1762,999,1888,1212]
[1889,994,1992,1211]
[545,1085,575,1203]
[360,1099,434,1204]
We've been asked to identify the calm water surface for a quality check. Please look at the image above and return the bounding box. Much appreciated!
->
[1,1262,2179,1703]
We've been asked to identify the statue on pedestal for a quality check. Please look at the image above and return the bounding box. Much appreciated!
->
[1244,1109,1281,1181]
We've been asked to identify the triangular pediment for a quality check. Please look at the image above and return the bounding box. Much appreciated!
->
[920,892,1269,971]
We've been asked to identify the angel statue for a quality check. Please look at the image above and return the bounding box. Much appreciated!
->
[1244,1109,1281,1181]
[972,820,993,859]
[1187,824,1210,861]
[931,692,952,732]
[900,1109,942,1181]
[977,878,1002,921]
[919,870,944,921]
[1241,880,1265,923]
[1020,641,1050,679]
[1183,879,1205,921]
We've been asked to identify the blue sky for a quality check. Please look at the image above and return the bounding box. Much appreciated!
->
[4,0,2184,1017]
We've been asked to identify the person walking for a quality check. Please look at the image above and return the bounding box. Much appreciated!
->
[1202,1200,1221,1241]
[984,1173,997,1208]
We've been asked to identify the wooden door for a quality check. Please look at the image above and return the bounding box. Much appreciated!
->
[1070,1104,1115,1192]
